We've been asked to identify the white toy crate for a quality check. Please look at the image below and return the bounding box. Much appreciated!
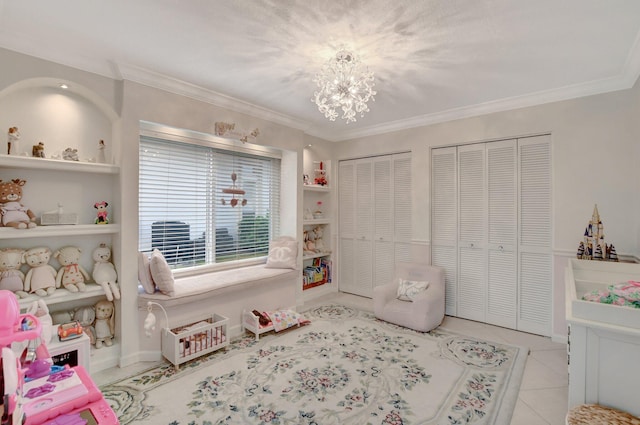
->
[161,313,228,370]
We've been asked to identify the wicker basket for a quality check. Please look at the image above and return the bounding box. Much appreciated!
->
[567,404,640,425]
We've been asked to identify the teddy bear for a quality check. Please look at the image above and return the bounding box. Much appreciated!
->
[73,305,96,345]
[32,142,45,158]
[0,248,29,298]
[26,299,53,345]
[312,225,328,253]
[94,299,115,348]
[0,179,37,229]
[92,243,120,301]
[54,246,90,293]
[24,246,58,296]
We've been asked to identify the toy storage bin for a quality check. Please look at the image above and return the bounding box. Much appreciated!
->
[161,313,228,370]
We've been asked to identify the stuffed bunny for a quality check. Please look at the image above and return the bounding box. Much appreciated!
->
[91,244,120,301]
[24,247,57,296]
[26,299,53,345]
[54,246,90,293]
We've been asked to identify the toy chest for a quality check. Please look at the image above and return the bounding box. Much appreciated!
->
[161,313,228,370]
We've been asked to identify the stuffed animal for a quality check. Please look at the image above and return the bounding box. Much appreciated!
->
[26,299,53,345]
[24,247,58,296]
[73,306,96,345]
[51,309,74,325]
[0,248,29,298]
[94,299,115,349]
[0,179,37,229]
[313,225,328,253]
[305,228,317,253]
[94,201,109,224]
[54,246,90,293]
[92,243,120,301]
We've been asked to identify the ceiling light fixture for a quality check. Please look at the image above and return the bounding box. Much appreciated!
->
[312,46,376,124]
[59,84,69,89]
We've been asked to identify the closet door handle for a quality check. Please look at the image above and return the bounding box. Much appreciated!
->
[470,243,475,248]
[499,245,504,251]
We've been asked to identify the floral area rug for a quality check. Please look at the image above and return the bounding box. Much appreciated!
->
[102,304,527,425]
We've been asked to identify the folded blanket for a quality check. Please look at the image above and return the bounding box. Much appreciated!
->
[582,280,640,308]
[265,309,309,332]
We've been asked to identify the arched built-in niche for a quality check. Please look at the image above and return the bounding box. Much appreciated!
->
[0,77,119,161]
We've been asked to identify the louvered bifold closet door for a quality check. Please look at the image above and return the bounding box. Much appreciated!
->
[338,160,357,295]
[393,153,412,265]
[486,140,518,329]
[351,159,374,297]
[518,135,552,336]
[373,157,394,289]
[457,144,487,322]
[431,147,458,316]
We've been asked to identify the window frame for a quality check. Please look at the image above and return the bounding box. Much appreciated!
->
[138,121,282,277]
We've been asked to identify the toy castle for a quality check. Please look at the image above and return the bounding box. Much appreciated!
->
[577,204,618,261]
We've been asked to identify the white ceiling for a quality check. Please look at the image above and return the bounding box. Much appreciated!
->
[2,0,640,141]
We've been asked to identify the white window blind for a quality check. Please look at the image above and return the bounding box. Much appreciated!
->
[139,135,281,270]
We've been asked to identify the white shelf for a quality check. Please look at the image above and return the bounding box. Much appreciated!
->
[0,154,119,174]
[0,224,120,240]
[18,284,107,310]
[303,219,330,226]
[303,252,332,261]
[303,184,330,192]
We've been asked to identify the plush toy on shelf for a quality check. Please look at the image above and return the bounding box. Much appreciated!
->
[94,299,115,349]
[0,178,37,229]
[54,246,90,293]
[94,201,109,224]
[24,247,58,296]
[0,248,29,298]
[26,299,53,345]
[73,305,96,345]
[91,243,120,301]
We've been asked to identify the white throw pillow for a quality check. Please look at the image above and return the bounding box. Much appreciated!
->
[150,249,175,296]
[265,237,298,269]
[137,251,156,294]
[396,278,429,301]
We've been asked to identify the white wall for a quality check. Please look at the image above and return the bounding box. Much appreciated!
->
[334,82,640,339]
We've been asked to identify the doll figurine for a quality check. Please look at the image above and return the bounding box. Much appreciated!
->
[7,127,20,155]
[94,201,109,224]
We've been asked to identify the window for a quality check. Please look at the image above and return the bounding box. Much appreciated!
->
[139,125,281,271]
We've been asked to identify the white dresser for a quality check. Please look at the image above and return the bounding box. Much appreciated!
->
[565,259,640,417]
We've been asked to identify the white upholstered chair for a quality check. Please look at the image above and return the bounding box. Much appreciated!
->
[373,262,445,332]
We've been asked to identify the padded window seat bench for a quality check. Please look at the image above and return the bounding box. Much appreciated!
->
[137,264,298,309]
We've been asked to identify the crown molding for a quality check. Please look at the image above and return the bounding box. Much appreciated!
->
[327,74,634,142]
[116,62,311,133]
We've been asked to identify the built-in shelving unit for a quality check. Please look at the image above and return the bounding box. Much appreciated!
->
[302,160,333,295]
[0,80,121,372]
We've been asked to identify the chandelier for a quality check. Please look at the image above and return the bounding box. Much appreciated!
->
[312,47,376,124]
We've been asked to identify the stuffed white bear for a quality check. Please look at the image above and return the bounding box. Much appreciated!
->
[24,247,57,296]
[54,246,90,293]
[91,244,120,301]
[0,248,29,298]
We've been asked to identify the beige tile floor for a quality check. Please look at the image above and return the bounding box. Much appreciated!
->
[94,291,569,424]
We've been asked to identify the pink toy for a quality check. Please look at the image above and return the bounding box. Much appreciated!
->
[93,201,108,225]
